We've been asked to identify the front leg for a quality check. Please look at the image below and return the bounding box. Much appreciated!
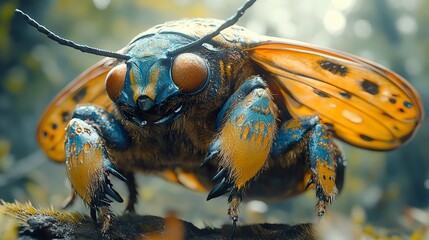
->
[203,76,278,225]
[65,105,131,231]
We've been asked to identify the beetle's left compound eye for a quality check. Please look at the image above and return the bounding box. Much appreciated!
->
[172,53,208,93]
[106,63,127,101]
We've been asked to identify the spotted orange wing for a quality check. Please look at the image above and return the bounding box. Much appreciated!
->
[247,41,423,150]
[37,57,118,162]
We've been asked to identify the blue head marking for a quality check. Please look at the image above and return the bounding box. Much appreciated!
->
[114,33,200,125]
[116,34,189,108]
[117,56,180,108]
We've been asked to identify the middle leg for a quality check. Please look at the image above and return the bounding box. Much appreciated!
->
[271,116,345,216]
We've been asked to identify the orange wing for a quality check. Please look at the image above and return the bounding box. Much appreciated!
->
[37,58,118,162]
[247,41,423,151]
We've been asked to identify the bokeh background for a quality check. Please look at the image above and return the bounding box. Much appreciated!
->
[0,0,428,238]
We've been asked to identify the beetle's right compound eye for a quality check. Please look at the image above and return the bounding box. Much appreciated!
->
[172,53,208,94]
[106,64,127,101]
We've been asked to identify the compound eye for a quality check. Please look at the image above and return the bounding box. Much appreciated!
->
[172,53,208,93]
[105,63,127,101]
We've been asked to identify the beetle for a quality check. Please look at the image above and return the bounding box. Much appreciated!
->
[16,0,423,233]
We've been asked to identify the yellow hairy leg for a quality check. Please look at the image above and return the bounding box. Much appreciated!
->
[218,88,278,190]
[204,84,278,228]
[65,119,106,205]
[64,118,126,232]
[219,117,275,189]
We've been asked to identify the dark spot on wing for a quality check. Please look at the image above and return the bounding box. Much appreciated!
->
[52,123,58,130]
[339,91,352,99]
[73,87,87,103]
[389,98,396,104]
[361,79,379,95]
[320,60,347,76]
[399,108,405,113]
[359,134,374,142]
[314,89,330,98]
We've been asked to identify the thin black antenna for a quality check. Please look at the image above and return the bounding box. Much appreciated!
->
[15,9,131,60]
[167,0,256,57]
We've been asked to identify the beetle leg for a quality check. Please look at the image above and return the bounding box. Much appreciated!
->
[123,172,138,213]
[308,123,344,216]
[204,76,277,224]
[65,105,131,230]
[100,207,114,233]
[71,104,136,213]
[271,116,345,216]
[61,190,76,209]
[228,186,242,238]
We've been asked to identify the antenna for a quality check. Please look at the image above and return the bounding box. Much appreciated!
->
[166,0,257,57]
[15,9,131,61]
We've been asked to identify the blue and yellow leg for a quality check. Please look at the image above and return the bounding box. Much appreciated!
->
[65,105,131,230]
[71,105,138,213]
[203,76,278,226]
[271,116,345,216]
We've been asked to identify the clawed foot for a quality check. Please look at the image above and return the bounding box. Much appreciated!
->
[94,161,127,207]
[86,162,128,235]
[305,161,338,217]
[202,140,233,200]
[206,168,235,201]
[202,142,235,201]
[202,147,242,237]
[207,168,242,238]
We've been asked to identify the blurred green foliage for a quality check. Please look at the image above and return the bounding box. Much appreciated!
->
[0,0,428,238]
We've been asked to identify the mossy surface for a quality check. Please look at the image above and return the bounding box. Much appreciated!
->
[0,201,316,240]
